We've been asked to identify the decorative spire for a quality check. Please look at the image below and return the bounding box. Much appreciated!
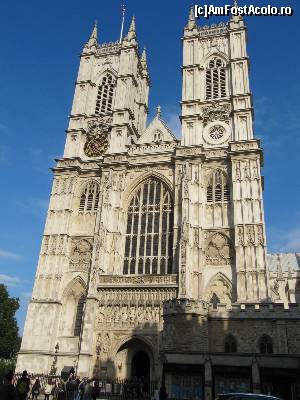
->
[187,5,197,30]
[141,47,147,62]
[129,15,136,33]
[90,20,98,40]
[84,21,98,50]
[229,0,244,26]
[156,105,161,118]
[141,47,147,68]
[124,15,137,43]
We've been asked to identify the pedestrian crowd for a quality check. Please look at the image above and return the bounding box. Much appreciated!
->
[0,370,168,400]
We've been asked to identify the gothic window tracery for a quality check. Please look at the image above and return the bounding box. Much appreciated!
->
[224,334,238,353]
[259,335,273,354]
[206,169,230,203]
[95,73,116,115]
[73,295,85,337]
[79,181,100,213]
[205,57,227,100]
[123,178,173,275]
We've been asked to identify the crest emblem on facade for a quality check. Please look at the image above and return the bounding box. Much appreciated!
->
[84,116,112,157]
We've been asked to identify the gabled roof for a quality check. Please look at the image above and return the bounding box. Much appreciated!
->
[267,252,300,272]
[137,108,178,145]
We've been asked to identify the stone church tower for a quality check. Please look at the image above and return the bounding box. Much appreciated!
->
[17,9,300,399]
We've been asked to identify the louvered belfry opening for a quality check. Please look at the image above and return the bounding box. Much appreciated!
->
[79,182,100,212]
[95,73,116,115]
[206,170,230,203]
[205,57,226,100]
[123,178,174,275]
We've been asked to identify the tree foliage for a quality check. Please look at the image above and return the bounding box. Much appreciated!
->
[0,284,21,359]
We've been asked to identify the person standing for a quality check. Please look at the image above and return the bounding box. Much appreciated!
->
[16,370,31,400]
[159,385,168,400]
[0,370,18,400]
[31,379,41,400]
[44,378,54,400]
[82,379,92,400]
[91,378,99,400]
[56,378,66,400]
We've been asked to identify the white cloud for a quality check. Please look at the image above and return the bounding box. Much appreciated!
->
[279,228,300,253]
[21,291,32,300]
[0,274,21,287]
[0,249,21,260]
[267,216,300,253]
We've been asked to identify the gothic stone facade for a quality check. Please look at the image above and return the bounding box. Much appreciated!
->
[17,10,300,400]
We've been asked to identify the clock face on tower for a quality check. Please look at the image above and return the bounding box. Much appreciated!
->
[203,121,231,146]
[83,116,112,157]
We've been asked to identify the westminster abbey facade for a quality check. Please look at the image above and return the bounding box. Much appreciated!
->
[17,8,300,400]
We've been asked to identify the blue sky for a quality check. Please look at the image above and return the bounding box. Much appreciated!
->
[0,0,299,334]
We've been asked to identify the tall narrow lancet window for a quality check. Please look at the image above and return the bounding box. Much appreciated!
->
[73,295,85,337]
[259,335,273,354]
[205,57,226,100]
[95,73,116,115]
[123,178,173,275]
[206,170,230,203]
[79,181,100,212]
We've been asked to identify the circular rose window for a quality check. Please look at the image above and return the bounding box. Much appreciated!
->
[209,125,225,140]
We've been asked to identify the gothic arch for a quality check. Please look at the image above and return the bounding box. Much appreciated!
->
[205,232,234,265]
[258,334,274,354]
[204,272,232,306]
[61,275,87,299]
[94,68,118,85]
[122,175,174,275]
[112,334,155,359]
[205,168,228,185]
[74,179,100,211]
[200,51,229,69]
[206,169,230,203]
[59,276,86,337]
[113,335,155,379]
[123,171,173,209]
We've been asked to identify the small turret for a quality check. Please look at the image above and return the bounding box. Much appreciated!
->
[123,16,137,45]
[83,21,98,52]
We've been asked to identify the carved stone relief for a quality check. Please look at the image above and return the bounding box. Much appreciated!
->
[53,177,75,195]
[70,239,93,266]
[202,103,231,126]
[233,160,260,181]
[84,116,112,157]
[97,304,162,328]
[236,225,265,247]
[205,232,233,265]
[204,273,232,305]
[42,235,67,255]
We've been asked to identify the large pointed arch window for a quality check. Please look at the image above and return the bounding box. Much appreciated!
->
[123,178,174,275]
[95,73,116,115]
[205,57,227,100]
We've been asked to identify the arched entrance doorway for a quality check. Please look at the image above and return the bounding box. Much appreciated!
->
[132,350,150,379]
[116,337,154,380]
